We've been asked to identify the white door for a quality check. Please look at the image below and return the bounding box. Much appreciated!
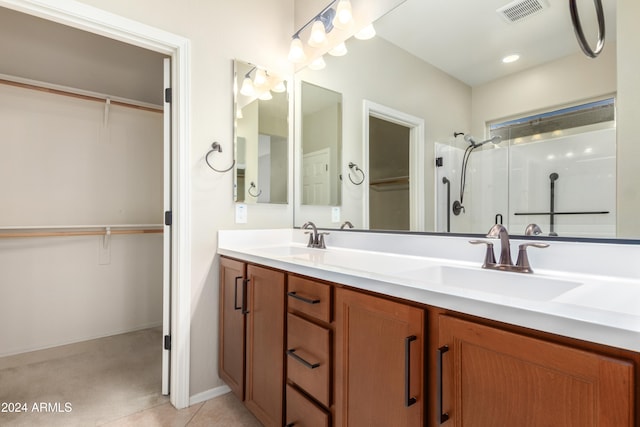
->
[302,148,330,205]
[162,57,171,395]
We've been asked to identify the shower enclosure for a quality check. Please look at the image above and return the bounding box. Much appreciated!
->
[436,98,616,238]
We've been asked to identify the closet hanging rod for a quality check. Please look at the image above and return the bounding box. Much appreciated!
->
[0,74,163,113]
[0,224,163,239]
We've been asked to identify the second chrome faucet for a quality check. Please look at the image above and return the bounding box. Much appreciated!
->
[302,221,329,249]
[470,224,549,273]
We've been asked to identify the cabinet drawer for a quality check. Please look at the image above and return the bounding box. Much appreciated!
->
[287,275,331,323]
[287,313,331,407]
[286,384,330,427]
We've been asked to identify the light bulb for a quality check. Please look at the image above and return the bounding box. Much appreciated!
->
[328,42,348,56]
[258,90,272,101]
[288,36,306,63]
[333,0,353,29]
[253,68,267,87]
[309,56,326,70]
[272,81,286,93]
[240,77,254,96]
[308,19,327,48]
[354,23,376,40]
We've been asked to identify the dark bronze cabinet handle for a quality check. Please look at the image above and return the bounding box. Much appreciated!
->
[233,276,242,310]
[287,291,320,305]
[437,345,450,424]
[241,279,249,314]
[286,349,320,369]
[405,335,417,407]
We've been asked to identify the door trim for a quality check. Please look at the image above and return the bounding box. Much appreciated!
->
[0,0,192,409]
[363,100,426,231]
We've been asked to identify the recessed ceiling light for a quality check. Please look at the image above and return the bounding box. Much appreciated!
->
[502,54,520,63]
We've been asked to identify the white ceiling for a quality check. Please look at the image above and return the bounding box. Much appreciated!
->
[375,0,617,87]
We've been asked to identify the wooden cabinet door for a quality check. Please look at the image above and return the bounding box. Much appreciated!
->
[335,288,424,427]
[245,264,286,427]
[218,257,246,400]
[438,315,634,427]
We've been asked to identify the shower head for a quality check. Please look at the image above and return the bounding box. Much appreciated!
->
[465,135,502,148]
[464,134,478,146]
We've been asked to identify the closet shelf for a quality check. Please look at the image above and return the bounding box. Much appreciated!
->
[0,224,164,239]
[369,176,410,192]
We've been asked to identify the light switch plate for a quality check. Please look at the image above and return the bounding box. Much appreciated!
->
[331,206,341,223]
[235,203,247,223]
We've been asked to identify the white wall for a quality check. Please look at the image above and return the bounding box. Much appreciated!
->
[0,84,163,356]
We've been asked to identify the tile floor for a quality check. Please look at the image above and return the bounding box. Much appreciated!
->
[102,392,263,427]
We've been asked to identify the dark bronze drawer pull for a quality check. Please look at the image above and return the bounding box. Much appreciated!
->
[287,291,320,305]
[233,276,242,310]
[287,348,320,369]
[437,345,450,424]
[405,335,417,407]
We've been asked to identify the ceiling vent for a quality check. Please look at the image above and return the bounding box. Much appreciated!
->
[497,0,549,23]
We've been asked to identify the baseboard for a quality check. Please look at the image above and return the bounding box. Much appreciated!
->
[189,384,232,406]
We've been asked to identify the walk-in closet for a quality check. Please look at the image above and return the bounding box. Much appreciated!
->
[0,6,169,425]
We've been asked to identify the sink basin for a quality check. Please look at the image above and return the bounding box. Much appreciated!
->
[255,245,422,275]
[398,265,581,301]
[252,245,317,258]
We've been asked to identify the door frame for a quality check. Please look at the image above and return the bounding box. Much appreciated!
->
[363,100,426,231]
[0,0,192,409]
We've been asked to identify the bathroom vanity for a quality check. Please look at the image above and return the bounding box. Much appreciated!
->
[218,229,640,427]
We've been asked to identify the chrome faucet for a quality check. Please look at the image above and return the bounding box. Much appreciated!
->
[524,223,543,236]
[302,221,329,249]
[470,224,549,273]
[487,224,513,266]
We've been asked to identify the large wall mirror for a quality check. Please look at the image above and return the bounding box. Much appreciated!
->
[300,81,342,206]
[234,60,289,204]
[293,0,640,240]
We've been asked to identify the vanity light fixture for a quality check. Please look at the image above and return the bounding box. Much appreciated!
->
[333,0,353,29]
[502,54,520,63]
[309,56,327,70]
[258,90,273,101]
[354,23,376,40]
[253,68,267,87]
[240,72,255,96]
[288,35,307,63]
[272,81,286,93]
[308,19,329,48]
[328,42,348,56]
[288,0,353,64]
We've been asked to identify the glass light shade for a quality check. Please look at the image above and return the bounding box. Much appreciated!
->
[253,68,267,87]
[272,81,286,93]
[354,23,376,40]
[288,36,306,63]
[308,20,328,48]
[258,90,272,101]
[240,77,254,96]
[309,56,326,70]
[328,42,348,56]
[333,0,353,29]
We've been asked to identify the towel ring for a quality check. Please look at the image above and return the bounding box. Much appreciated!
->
[248,181,262,197]
[205,141,236,173]
[569,0,605,58]
[348,162,365,185]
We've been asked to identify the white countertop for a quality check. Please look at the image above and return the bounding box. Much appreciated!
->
[218,228,640,352]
